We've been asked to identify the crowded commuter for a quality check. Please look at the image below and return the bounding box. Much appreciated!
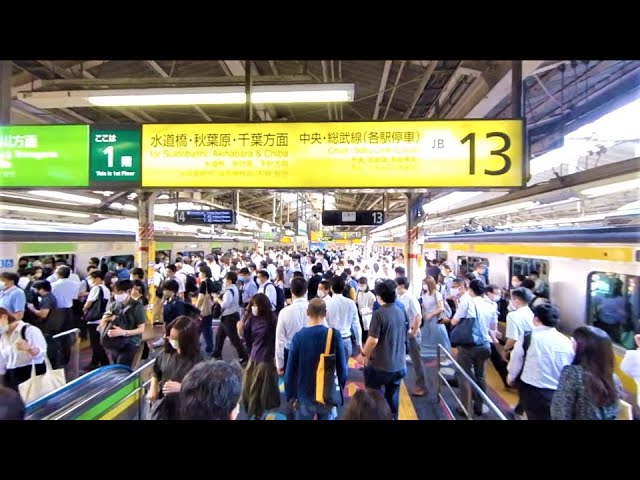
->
[340,388,393,420]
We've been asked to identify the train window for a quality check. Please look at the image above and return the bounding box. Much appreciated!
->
[18,254,76,275]
[178,251,205,262]
[457,256,490,283]
[436,250,448,262]
[587,272,639,350]
[510,257,550,299]
[101,255,135,273]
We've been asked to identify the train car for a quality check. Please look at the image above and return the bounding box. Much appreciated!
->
[418,224,640,398]
[0,223,255,277]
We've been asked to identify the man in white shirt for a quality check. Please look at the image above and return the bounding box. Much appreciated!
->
[51,265,79,330]
[507,303,574,420]
[396,277,426,396]
[177,257,195,276]
[502,288,535,361]
[275,277,310,375]
[325,276,362,359]
[257,270,277,312]
[451,278,493,417]
[165,264,186,299]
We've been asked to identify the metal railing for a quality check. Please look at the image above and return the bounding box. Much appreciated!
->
[47,358,156,420]
[52,328,81,382]
[436,344,507,420]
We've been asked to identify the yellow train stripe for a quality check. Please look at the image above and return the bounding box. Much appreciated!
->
[398,380,418,420]
[99,389,141,420]
[422,242,633,262]
[615,355,637,396]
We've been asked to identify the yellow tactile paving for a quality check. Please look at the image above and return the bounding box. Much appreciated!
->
[399,380,418,420]
[485,362,518,408]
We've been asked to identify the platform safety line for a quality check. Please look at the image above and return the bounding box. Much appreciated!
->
[99,388,142,420]
[398,380,418,420]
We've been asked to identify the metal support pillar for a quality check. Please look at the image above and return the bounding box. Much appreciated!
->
[0,61,11,123]
[405,193,427,297]
[272,195,276,223]
[512,60,529,183]
[245,60,253,122]
[137,191,159,319]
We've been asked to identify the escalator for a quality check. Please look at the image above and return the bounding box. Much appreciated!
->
[26,359,154,420]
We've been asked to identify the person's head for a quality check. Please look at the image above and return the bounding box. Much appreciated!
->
[375,279,396,305]
[307,298,327,324]
[340,388,393,420]
[395,276,409,296]
[165,316,201,359]
[451,277,467,297]
[292,271,304,279]
[165,264,177,278]
[468,279,486,298]
[510,287,532,309]
[290,277,307,300]
[199,265,212,281]
[485,284,502,303]
[394,266,405,278]
[474,262,486,273]
[530,271,539,279]
[522,278,535,291]
[312,264,322,276]
[162,279,179,299]
[531,303,560,328]
[358,276,369,292]
[440,262,452,275]
[250,293,272,319]
[423,275,437,295]
[31,280,52,297]
[343,267,352,279]
[0,386,25,420]
[259,260,268,270]
[257,270,270,285]
[113,279,133,304]
[511,274,525,289]
[237,267,250,283]
[571,326,618,407]
[330,275,345,295]
[0,272,19,290]
[31,267,44,280]
[86,264,97,275]
[275,268,285,284]
[130,267,144,281]
[131,280,145,299]
[180,360,242,420]
[318,280,331,299]
[89,270,104,285]
[0,307,18,336]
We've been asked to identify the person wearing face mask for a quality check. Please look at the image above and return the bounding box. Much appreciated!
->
[147,316,203,420]
[211,272,248,364]
[439,263,456,300]
[97,280,146,367]
[419,276,451,361]
[317,280,331,303]
[238,293,280,419]
[484,284,510,389]
[82,271,111,370]
[0,272,26,323]
[196,266,216,356]
[0,307,48,391]
[356,277,376,346]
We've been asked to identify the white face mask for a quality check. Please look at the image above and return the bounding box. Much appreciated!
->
[318,290,326,298]
[114,293,128,303]
[0,281,5,291]
[169,339,179,350]
[492,294,501,302]
[251,306,259,316]
[0,322,8,336]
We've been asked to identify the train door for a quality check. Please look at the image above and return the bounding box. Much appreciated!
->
[101,254,135,274]
[457,255,489,283]
[509,256,550,298]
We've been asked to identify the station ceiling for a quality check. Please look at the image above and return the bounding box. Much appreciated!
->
[5,60,640,231]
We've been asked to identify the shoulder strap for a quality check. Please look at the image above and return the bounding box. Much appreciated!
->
[523,331,532,353]
[21,324,28,341]
[324,327,333,355]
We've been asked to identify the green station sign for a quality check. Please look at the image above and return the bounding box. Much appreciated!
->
[0,125,89,187]
[89,128,140,185]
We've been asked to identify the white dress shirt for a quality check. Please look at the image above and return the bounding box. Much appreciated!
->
[220,285,240,317]
[620,349,640,406]
[0,321,48,374]
[356,290,376,330]
[398,291,422,335]
[258,281,277,311]
[505,305,534,341]
[325,294,362,347]
[275,298,309,369]
[507,325,574,389]
[51,278,79,308]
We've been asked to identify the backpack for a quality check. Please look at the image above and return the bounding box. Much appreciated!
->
[184,274,198,295]
[211,288,235,319]
[269,283,285,312]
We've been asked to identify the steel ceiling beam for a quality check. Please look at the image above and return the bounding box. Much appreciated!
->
[403,61,437,119]
[383,60,406,120]
[11,61,110,96]
[372,61,392,120]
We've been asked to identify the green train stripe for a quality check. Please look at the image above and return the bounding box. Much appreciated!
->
[155,242,172,250]
[75,379,139,420]
[17,242,77,255]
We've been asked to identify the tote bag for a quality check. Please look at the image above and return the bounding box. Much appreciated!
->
[315,328,343,407]
[19,357,66,404]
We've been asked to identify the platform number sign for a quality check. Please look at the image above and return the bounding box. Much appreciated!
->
[0,259,14,268]
[90,128,141,185]
[322,210,385,226]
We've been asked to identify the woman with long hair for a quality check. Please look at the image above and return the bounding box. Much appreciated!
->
[147,316,204,420]
[419,275,451,358]
[551,326,621,420]
[239,293,280,419]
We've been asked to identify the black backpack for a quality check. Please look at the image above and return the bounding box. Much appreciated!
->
[183,301,201,321]
[268,283,285,312]
[184,274,198,295]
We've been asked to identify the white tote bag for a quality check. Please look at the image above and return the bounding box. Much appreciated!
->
[18,358,66,404]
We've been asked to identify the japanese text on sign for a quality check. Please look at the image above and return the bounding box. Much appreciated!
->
[141,120,523,188]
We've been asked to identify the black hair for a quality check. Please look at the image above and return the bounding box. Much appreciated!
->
[395,276,409,289]
[238,267,250,275]
[56,265,71,279]
[0,386,25,420]
[292,271,305,278]
[395,266,406,276]
[486,284,501,294]
[0,272,19,284]
[511,287,532,304]
[131,268,145,279]
[166,264,178,273]
[89,270,104,280]
[225,271,238,284]
[163,279,179,294]
[257,270,270,280]
[291,277,308,298]
[375,279,397,304]
[199,265,212,278]
[532,303,560,327]
[32,280,52,293]
[469,279,486,296]
[114,279,133,293]
[180,360,242,420]
[330,275,345,294]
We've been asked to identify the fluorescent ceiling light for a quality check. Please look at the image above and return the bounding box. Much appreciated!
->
[372,214,407,233]
[450,201,539,221]
[580,178,640,198]
[109,202,137,212]
[422,191,485,215]
[0,204,91,218]
[17,84,355,108]
[27,190,101,205]
[617,200,640,211]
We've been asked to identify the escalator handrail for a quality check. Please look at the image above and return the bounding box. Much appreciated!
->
[26,364,132,412]
[46,359,156,420]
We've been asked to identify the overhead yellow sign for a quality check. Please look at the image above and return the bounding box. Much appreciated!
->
[141,120,524,188]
